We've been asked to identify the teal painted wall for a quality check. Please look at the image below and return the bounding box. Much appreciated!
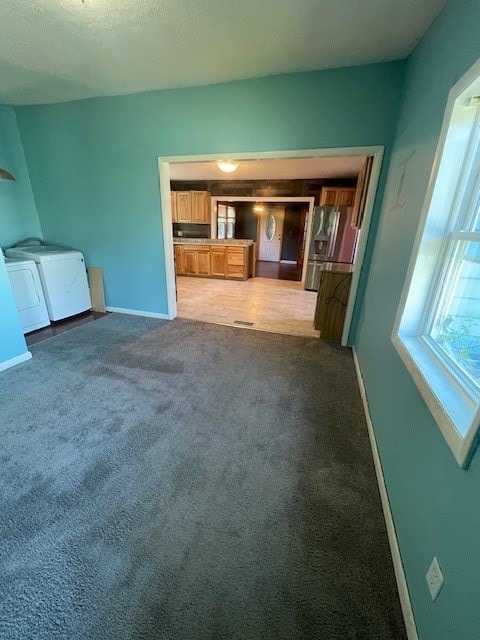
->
[15,62,405,314]
[0,105,34,366]
[0,106,41,248]
[354,0,480,638]
[0,252,28,365]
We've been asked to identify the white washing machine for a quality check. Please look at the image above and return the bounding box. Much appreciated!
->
[5,257,51,333]
[6,246,91,321]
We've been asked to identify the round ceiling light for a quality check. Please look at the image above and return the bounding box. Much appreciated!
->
[216,160,239,173]
[253,203,265,213]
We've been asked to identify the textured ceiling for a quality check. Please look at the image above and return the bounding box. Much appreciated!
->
[0,0,445,106]
[170,156,367,180]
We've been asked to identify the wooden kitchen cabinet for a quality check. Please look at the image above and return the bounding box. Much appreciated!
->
[211,247,227,277]
[191,191,211,223]
[171,191,178,222]
[171,190,211,224]
[319,166,373,227]
[180,246,211,276]
[176,191,192,222]
[320,186,356,208]
[183,248,198,274]
[351,156,374,229]
[174,245,184,274]
[227,247,247,279]
[314,269,353,341]
[197,248,211,275]
[337,188,355,207]
[320,187,338,207]
[174,243,250,280]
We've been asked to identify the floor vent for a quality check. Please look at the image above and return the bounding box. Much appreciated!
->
[233,320,254,327]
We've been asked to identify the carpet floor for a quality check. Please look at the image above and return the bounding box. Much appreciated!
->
[1,314,407,639]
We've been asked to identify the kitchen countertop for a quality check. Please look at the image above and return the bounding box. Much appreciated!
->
[173,238,254,247]
[319,262,354,274]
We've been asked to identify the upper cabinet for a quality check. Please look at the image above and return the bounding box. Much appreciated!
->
[337,188,356,207]
[171,190,211,224]
[319,161,374,229]
[319,187,338,207]
[191,191,211,223]
[175,191,192,222]
[170,191,178,222]
[351,157,374,229]
[319,186,356,207]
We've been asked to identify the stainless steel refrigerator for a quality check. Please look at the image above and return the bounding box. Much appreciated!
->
[305,205,358,290]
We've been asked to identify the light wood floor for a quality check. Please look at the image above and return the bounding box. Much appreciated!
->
[176,276,320,338]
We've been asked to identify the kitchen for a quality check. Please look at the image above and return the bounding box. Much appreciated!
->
[171,191,254,281]
[169,156,372,340]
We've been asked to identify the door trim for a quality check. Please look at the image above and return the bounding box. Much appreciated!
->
[158,146,384,344]
[211,196,315,282]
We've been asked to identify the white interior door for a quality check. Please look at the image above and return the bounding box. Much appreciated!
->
[258,206,285,261]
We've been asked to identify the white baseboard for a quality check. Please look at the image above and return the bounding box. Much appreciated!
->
[352,347,419,640]
[0,350,32,372]
[280,260,297,264]
[105,306,170,320]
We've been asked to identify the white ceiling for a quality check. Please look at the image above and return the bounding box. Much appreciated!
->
[170,156,367,180]
[0,0,445,106]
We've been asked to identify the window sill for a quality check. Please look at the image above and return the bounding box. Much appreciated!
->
[392,333,480,468]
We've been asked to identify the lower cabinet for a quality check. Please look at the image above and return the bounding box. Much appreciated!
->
[226,247,246,279]
[197,248,211,276]
[211,247,227,277]
[314,270,352,341]
[183,248,198,275]
[174,245,184,274]
[182,247,211,276]
[175,244,249,280]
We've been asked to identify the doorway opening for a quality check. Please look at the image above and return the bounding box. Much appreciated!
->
[159,148,383,344]
[208,196,315,283]
[233,201,308,282]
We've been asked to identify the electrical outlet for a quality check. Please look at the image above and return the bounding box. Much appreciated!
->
[426,556,444,601]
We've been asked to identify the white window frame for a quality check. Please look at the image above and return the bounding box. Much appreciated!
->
[392,56,480,468]
[217,203,236,239]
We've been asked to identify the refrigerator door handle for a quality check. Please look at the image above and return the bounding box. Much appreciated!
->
[327,209,340,258]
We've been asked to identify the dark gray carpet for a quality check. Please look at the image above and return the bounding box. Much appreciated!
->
[1,314,406,640]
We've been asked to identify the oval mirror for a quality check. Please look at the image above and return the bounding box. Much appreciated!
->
[265,214,276,241]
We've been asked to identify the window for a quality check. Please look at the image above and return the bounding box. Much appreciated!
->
[429,239,480,386]
[217,203,236,239]
[393,57,480,467]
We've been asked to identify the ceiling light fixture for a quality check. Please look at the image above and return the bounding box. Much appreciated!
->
[253,203,265,213]
[216,160,238,173]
